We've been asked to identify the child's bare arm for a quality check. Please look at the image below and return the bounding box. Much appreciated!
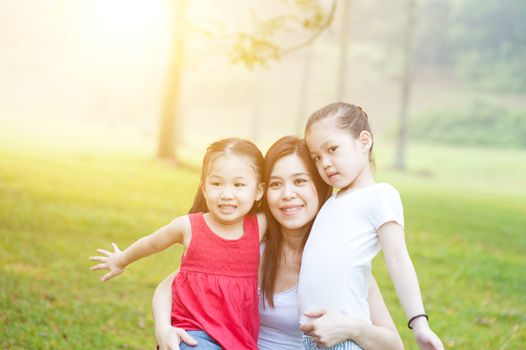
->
[378,221,443,350]
[90,215,190,281]
[378,221,424,319]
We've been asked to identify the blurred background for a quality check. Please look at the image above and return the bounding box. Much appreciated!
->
[1,0,525,349]
[2,0,525,158]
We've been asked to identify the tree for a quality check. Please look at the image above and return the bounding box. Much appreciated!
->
[157,0,337,160]
[158,0,189,159]
[336,0,352,100]
[451,0,526,92]
[414,0,526,93]
[295,45,313,136]
[395,0,416,171]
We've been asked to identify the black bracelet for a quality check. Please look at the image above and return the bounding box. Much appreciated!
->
[408,314,429,329]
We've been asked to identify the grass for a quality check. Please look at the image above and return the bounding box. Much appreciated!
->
[1,137,525,349]
[0,150,197,349]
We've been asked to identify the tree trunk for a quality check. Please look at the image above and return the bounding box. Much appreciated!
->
[157,0,189,160]
[296,45,313,136]
[337,0,351,100]
[395,0,416,171]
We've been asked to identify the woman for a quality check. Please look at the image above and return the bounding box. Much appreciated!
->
[153,136,403,350]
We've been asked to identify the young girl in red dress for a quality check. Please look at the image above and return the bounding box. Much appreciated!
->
[90,138,267,350]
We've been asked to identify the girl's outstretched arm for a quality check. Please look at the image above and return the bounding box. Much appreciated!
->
[300,275,403,350]
[152,270,197,350]
[90,215,191,281]
[378,221,443,350]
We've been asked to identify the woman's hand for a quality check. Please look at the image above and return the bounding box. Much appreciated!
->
[156,325,197,350]
[300,309,357,347]
[89,242,125,281]
[300,276,403,350]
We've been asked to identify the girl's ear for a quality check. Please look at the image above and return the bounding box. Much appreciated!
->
[358,130,373,151]
[256,182,265,201]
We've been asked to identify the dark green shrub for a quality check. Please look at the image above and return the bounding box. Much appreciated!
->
[410,102,526,148]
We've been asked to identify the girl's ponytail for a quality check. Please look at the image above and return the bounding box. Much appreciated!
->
[188,185,207,214]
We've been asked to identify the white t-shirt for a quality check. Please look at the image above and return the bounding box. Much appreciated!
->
[298,183,404,324]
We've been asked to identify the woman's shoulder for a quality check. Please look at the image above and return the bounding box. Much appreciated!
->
[259,242,266,256]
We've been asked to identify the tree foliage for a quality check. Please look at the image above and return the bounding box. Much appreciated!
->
[415,0,526,93]
[157,0,337,159]
[188,0,336,70]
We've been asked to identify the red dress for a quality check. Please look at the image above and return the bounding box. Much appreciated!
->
[171,213,260,350]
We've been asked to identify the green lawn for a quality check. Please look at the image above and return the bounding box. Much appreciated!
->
[1,141,525,349]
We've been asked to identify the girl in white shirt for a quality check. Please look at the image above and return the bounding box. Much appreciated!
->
[300,102,443,350]
[153,136,403,350]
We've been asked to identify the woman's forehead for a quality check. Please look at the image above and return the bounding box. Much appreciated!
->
[270,154,310,177]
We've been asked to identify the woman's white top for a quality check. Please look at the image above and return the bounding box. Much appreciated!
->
[298,183,404,324]
[258,284,301,350]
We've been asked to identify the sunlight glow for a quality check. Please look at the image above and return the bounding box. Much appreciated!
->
[98,0,169,41]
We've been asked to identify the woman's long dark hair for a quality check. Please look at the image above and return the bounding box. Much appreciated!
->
[188,138,264,214]
[260,136,332,308]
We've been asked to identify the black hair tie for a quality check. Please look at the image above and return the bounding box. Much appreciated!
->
[408,314,429,329]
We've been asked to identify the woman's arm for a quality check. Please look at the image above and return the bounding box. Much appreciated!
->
[357,275,404,350]
[90,216,190,281]
[300,275,403,350]
[152,271,197,350]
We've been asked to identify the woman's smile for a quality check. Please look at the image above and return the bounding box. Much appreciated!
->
[279,204,305,215]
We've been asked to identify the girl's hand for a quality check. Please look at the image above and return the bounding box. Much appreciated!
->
[300,309,356,347]
[156,325,197,350]
[411,319,444,350]
[89,242,125,282]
